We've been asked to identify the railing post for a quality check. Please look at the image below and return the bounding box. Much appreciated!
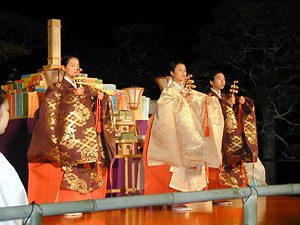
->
[26,211,42,225]
[243,187,257,225]
[24,205,43,225]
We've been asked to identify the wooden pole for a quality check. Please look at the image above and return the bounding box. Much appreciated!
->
[43,19,61,69]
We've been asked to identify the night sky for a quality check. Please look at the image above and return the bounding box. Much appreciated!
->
[1,1,223,65]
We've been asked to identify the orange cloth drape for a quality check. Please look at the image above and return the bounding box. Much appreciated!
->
[143,116,178,195]
[28,163,108,204]
[143,163,178,195]
[207,167,220,190]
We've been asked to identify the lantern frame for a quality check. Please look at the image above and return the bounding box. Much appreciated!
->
[123,87,144,110]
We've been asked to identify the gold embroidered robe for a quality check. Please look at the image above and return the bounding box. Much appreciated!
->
[209,90,259,188]
[147,82,224,191]
[28,79,116,194]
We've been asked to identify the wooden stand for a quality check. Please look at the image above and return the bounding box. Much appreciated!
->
[106,154,142,195]
[107,117,142,195]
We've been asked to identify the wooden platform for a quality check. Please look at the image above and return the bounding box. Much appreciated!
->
[41,195,300,225]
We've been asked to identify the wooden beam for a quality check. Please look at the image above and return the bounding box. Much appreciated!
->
[43,19,61,69]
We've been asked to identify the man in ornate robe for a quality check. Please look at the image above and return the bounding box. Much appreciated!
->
[27,78,116,204]
[208,87,259,190]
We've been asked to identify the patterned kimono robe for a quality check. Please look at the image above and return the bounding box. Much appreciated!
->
[209,89,258,188]
[145,82,224,192]
[28,79,115,194]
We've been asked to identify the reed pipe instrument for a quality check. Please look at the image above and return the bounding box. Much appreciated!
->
[229,80,239,97]
[74,68,85,87]
[184,74,196,94]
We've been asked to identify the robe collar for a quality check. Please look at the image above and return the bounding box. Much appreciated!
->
[64,76,77,89]
[168,77,185,93]
[210,87,222,99]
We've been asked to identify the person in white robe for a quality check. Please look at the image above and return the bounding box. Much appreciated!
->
[0,91,28,225]
[144,61,224,210]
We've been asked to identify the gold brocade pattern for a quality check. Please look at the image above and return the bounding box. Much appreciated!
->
[64,172,88,193]
[219,164,248,188]
[44,143,60,162]
[64,95,91,126]
[79,128,99,161]
[224,105,238,134]
[227,135,243,153]
[60,97,99,163]
[62,165,104,194]
[243,114,258,146]
[45,97,60,131]
[219,173,239,188]
[27,80,116,194]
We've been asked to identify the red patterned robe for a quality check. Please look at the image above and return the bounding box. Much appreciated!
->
[208,89,258,188]
[27,79,115,203]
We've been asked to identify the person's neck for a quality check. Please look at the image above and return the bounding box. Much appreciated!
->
[175,81,181,86]
[210,87,222,98]
[64,75,77,89]
[174,79,183,87]
[65,74,75,83]
[212,87,220,93]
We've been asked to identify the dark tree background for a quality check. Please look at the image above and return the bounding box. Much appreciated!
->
[191,0,300,184]
[1,0,300,184]
[0,11,47,83]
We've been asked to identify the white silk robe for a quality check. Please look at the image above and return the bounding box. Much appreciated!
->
[147,82,224,191]
[0,153,28,225]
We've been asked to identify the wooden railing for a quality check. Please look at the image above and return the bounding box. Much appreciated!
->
[0,183,300,225]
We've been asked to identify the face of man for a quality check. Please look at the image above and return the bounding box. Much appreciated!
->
[171,63,187,84]
[63,57,80,80]
[0,99,9,135]
[210,73,225,91]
